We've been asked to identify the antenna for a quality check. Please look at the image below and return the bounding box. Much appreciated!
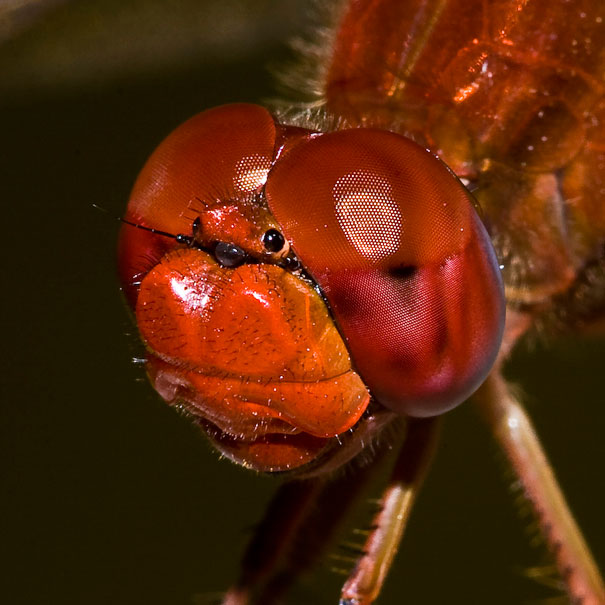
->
[92,204,194,246]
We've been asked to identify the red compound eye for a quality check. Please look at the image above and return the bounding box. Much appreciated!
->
[118,103,277,307]
[265,128,505,417]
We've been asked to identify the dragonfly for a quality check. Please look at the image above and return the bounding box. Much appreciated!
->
[118,0,605,603]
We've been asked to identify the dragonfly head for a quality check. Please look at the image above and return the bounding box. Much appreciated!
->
[118,103,505,471]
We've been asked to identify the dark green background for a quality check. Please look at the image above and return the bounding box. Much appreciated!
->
[2,1,604,603]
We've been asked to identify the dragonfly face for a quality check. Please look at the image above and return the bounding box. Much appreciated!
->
[118,103,505,472]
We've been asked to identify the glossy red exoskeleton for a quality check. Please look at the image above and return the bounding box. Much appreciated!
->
[118,103,504,473]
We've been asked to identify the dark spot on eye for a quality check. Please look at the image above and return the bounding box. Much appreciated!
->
[388,265,418,279]
[215,242,247,268]
[262,228,286,253]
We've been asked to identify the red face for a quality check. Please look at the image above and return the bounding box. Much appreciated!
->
[118,103,505,472]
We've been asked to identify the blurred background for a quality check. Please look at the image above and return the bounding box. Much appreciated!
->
[1,1,604,604]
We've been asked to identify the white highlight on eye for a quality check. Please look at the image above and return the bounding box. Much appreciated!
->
[333,170,402,260]
[233,154,271,192]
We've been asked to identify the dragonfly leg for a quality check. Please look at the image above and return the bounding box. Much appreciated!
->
[472,370,605,605]
[221,479,324,605]
[339,417,441,605]
[222,441,394,605]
